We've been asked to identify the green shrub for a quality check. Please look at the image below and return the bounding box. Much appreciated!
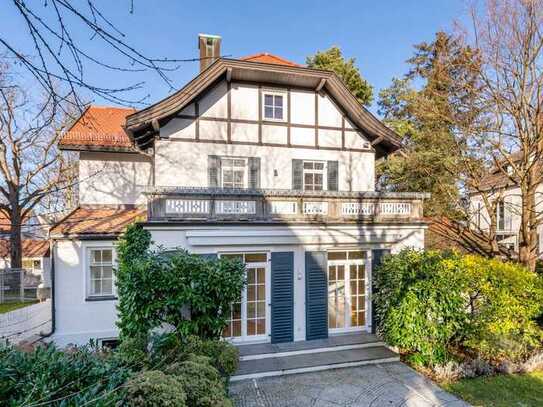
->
[374,249,466,365]
[116,334,149,368]
[116,224,246,341]
[165,360,231,407]
[124,370,186,407]
[184,335,240,376]
[0,342,132,406]
[448,255,543,361]
[374,249,543,366]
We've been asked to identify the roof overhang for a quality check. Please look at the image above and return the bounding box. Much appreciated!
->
[125,58,401,158]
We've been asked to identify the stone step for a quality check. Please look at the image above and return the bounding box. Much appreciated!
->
[231,345,399,381]
[237,332,382,360]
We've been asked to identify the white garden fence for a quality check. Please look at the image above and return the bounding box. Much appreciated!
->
[0,299,52,344]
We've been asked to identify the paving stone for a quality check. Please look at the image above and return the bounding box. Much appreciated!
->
[230,363,471,407]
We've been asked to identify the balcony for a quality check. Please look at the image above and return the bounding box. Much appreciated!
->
[145,187,428,225]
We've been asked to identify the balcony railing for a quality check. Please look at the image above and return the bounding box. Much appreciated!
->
[145,187,428,223]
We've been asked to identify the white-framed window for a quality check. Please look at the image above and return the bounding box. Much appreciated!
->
[88,248,115,298]
[221,157,248,189]
[220,252,269,341]
[303,160,326,191]
[22,258,42,272]
[263,90,286,121]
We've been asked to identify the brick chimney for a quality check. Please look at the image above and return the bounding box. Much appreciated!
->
[198,34,222,72]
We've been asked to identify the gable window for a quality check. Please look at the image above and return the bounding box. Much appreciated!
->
[303,160,326,191]
[88,248,114,298]
[263,91,285,121]
[221,157,248,189]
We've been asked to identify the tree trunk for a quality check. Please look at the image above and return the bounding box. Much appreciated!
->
[519,171,538,272]
[9,205,22,269]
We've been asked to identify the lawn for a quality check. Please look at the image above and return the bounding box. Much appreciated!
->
[0,301,37,314]
[444,371,543,407]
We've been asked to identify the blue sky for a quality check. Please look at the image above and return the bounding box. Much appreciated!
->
[3,0,467,115]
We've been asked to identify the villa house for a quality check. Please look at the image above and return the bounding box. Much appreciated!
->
[469,153,543,254]
[49,35,428,348]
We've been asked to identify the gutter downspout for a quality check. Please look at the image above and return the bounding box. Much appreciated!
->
[40,238,55,339]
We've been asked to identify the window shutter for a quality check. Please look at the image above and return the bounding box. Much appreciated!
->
[305,251,328,340]
[292,159,303,190]
[208,155,220,187]
[248,157,261,189]
[199,253,218,260]
[371,249,390,334]
[327,161,338,191]
[271,252,294,343]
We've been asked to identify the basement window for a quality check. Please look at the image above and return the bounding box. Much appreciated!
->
[263,91,285,121]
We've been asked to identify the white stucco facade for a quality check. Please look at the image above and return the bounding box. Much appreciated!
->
[50,225,424,346]
[78,152,152,206]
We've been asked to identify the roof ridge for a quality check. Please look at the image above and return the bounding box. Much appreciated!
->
[240,52,301,67]
[86,104,136,111]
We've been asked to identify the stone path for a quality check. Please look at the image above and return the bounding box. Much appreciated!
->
[229,362,470,407]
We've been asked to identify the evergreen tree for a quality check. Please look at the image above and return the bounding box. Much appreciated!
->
[306,47,373,106]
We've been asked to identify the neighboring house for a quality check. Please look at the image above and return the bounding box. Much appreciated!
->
[0,212,51,294]
[49,34,428,346]
[469,155,543,254]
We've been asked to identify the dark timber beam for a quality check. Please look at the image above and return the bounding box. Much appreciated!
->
[371,135,384,146]
[316,78,326,92]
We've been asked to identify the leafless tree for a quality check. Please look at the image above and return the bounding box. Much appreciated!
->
[2,0,200,110]
[0,61,73,268]
[464,0,543,270]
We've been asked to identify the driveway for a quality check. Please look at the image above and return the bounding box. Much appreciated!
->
[229,362,470,407]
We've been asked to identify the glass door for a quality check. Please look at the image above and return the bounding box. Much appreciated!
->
[327,250,368,333]
[221,253,270,342]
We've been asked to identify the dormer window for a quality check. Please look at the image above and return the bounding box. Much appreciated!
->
[263,90,285,121]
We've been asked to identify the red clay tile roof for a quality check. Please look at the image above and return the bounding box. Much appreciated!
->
[59,106,136,150]
[50,207,146,237]
[0,211,34,234]
[0,239,50,258]
[240,53,301,67]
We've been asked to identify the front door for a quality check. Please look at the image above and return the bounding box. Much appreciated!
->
[222,252,270,342]
[327,250,368,333]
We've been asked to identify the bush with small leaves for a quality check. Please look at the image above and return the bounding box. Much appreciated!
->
[124,370,186,407]
[165,360,231,407]
[182,335,240,376]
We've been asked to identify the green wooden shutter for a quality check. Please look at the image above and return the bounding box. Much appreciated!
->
[371,249,390,334]
[292,159,303,190]
[271,252,294,343]
[208,155,220,187]
[248,157,261,189]
[305,251,328,340]
[327,161,338,191]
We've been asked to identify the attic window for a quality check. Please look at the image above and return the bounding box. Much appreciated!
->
[263,90,286,121]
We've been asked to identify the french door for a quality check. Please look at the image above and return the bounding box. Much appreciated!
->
[327,250,368,333]
[222,253,270,342]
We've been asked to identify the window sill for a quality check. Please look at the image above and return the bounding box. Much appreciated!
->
[85,295,118,302]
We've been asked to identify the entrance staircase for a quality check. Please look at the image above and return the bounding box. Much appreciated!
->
[231,332,398,381]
